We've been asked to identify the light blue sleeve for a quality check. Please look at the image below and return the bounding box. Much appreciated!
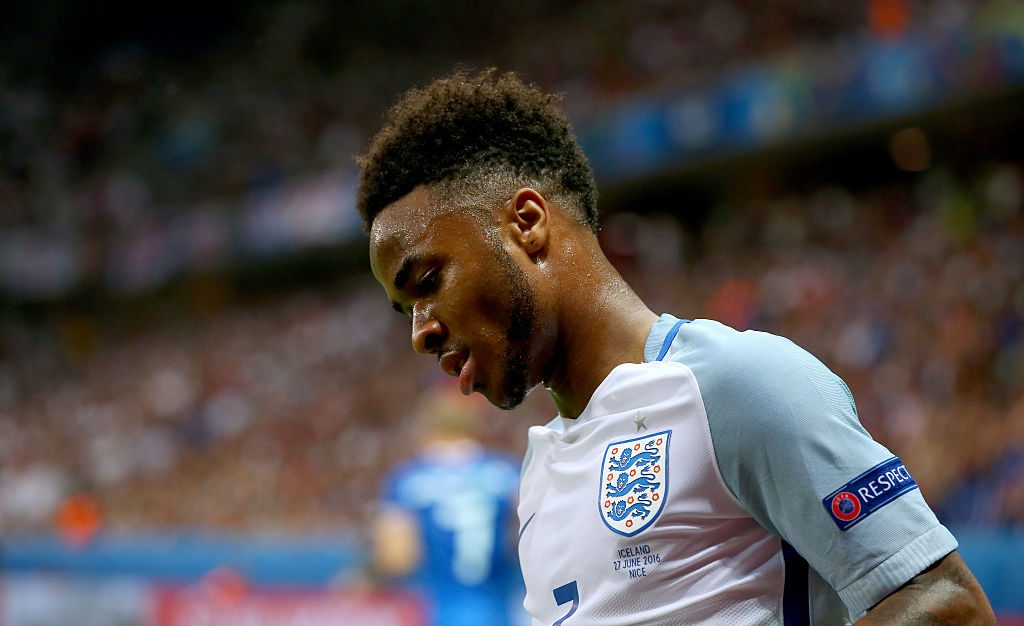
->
[656,318,958,618]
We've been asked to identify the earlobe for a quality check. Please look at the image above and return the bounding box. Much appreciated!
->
[510,187,549,255]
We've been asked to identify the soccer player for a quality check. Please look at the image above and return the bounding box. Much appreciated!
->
[356,70,994,625]
[374,386,523,626]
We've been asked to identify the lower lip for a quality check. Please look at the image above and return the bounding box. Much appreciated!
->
[459,356,476,396]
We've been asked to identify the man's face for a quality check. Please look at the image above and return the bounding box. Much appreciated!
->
[369,187,541,409]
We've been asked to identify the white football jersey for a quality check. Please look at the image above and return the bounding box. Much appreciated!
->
[517,316,957,625]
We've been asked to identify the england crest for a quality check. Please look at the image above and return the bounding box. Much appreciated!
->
[599,430,671,537]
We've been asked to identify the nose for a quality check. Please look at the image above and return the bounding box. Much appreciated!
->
[411,310,446,355]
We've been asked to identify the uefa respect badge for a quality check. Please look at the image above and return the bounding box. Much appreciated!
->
[599,430,671,537]
[823,456,919,531]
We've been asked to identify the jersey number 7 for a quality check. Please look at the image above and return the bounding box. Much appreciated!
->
[552,580,579,625]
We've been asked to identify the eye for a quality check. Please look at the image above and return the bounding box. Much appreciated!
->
[416,267,440,293]
[392,303,411,321]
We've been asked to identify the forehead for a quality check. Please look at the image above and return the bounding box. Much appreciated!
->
[368,186,480,284]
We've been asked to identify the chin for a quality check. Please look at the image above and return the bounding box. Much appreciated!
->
[489,382,536,411]
[495,397,524,411]
[481,389,516,411]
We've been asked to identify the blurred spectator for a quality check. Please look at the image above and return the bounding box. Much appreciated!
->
[372,387,524,626]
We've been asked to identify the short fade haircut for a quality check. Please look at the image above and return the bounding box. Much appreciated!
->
[356,69,599,233]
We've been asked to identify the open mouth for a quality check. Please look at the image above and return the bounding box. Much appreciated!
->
[440,348,476,395]
[439,349,468,379]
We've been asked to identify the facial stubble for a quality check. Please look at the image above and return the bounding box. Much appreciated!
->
[493,242,538,410]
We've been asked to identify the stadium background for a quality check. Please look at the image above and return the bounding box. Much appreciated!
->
[1,0,1024,623]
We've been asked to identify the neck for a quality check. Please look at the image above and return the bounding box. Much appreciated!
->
[543,251,659,419]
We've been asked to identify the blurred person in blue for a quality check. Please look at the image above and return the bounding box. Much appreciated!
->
[373,385,525,626]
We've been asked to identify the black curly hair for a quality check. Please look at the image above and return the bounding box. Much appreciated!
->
[356,69,598,233]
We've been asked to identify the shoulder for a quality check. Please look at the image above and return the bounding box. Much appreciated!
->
[668,319,827,383]
[651,316,802,374]
[475,451,522,491]
[480,449,522,469]
[663,319,860,433]
[381,458,430,505]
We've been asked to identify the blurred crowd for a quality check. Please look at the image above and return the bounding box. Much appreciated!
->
[1,279,404,532]
[0,160,1021,536]
[0,0,992,296]
[1,0,1021,539]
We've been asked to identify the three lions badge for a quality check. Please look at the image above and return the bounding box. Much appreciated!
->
[600,430,671,536]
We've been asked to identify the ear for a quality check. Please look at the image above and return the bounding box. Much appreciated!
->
[507,187,549,255]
